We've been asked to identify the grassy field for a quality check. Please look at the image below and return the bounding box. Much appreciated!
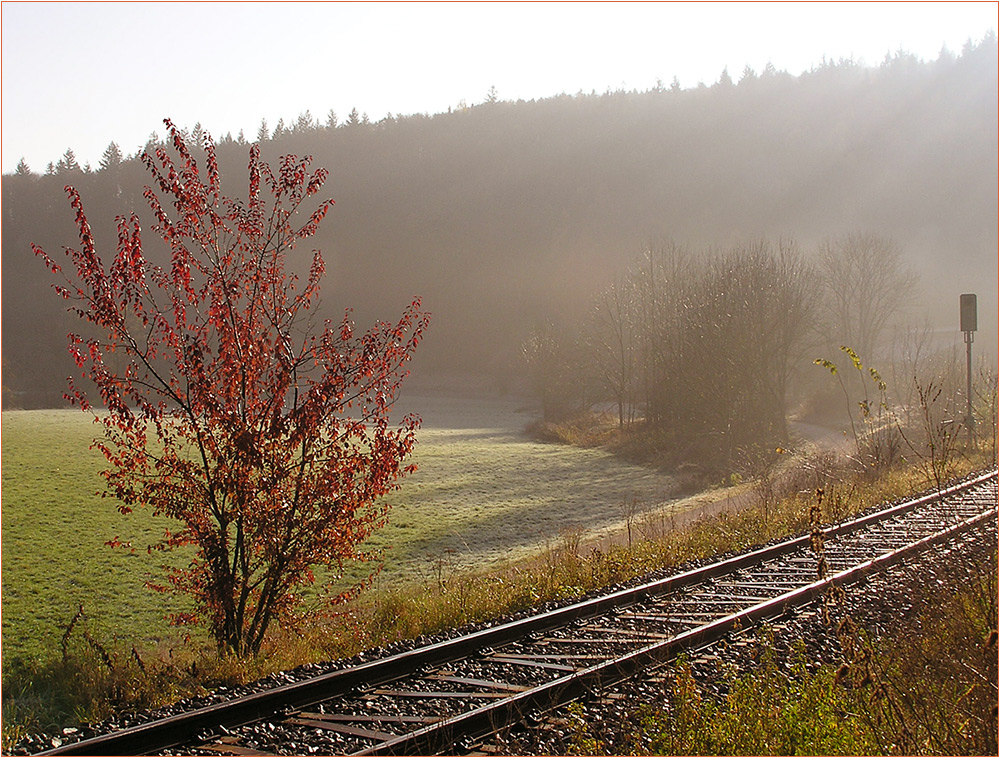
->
[1,410,195,661]
[371,393,696,579]
[2,394,710,663]
[3,391,993,749]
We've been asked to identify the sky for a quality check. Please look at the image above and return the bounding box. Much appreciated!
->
[1,1,996,174]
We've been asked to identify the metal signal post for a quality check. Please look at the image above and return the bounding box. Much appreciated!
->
[960,294,977,437]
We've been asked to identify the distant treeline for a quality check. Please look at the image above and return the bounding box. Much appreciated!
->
[3,36,996,408]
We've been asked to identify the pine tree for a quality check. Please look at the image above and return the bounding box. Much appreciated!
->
[14,157,31,176]
[294,110,315,133]
[256,118,269,142]
[325,109,338,129]
[57,148,81,174]
[99,142,123,172]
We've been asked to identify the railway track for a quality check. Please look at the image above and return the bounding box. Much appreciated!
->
[38,470,998,757]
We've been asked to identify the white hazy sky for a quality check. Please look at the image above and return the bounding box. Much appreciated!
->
[1,1,996,173]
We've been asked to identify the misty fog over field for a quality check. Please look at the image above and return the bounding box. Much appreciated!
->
[3,37,996,412]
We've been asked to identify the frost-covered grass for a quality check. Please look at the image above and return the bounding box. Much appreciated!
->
[369,393,686,581]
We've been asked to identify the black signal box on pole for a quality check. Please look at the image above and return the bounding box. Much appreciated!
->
[960,293,976,434]
[960,293,977,333]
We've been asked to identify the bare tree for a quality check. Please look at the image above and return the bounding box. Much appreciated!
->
[588,277,640,428]
[675,240,817,459]
[630,242,693,427]
[595,239,817,468]
[522,320,591,423]
[887,318,936,422]
[816,232,918,362]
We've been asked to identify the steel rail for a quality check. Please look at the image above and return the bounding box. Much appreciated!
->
[36,470,998,757]
[353,502,998,755]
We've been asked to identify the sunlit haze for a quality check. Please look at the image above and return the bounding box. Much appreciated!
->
[1,1,996,173]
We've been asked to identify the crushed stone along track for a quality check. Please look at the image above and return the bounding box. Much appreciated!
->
[33,470,998,757]
[492,516,999,755]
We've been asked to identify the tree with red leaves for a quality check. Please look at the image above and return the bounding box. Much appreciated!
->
[35,119,429,656]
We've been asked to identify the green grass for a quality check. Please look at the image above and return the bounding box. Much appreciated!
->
[1,409,198,662]
[2,397,697,664]
[633,644,880,756]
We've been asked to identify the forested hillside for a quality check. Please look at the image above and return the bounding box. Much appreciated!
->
[3,37,996,408]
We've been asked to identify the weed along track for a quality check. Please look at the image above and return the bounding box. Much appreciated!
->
[36,471,998,757]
